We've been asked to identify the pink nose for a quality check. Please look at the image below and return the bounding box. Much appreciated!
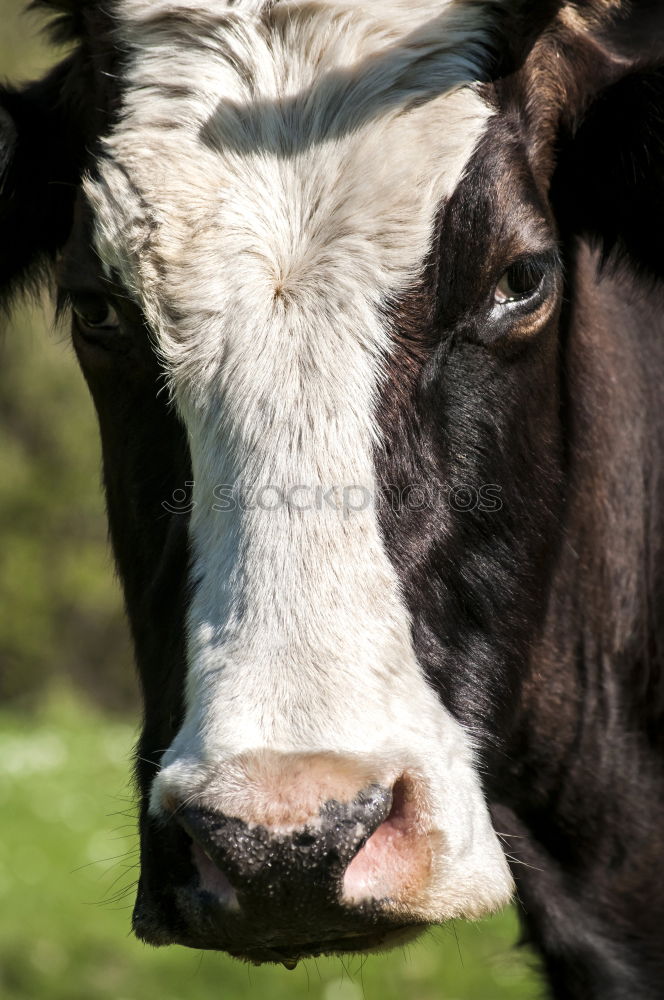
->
[164,752,429,917]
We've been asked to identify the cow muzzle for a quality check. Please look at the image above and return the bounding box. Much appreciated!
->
[133,751,512,962]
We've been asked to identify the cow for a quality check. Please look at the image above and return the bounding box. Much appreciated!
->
[1,0,664,995]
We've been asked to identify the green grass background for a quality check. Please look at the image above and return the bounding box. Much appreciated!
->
[0,2,543,997]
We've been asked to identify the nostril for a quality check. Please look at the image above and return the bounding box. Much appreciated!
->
[385,775,408,825]
[190,841,239,910]
[343,775,432,905]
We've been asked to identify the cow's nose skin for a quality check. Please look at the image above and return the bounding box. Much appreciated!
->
[177,783,393,914]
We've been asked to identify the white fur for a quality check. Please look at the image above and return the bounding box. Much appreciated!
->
[86,0,513,922]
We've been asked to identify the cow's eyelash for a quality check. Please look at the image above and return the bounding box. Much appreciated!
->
[501,249,561,285]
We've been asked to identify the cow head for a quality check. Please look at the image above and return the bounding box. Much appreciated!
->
[2,0,664,965]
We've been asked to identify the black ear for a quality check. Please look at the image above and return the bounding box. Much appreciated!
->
[0,58,84,308]
[552,66,664,279]
[549,2,664,279]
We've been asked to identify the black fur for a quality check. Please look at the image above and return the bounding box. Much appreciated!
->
[0,60,83,304]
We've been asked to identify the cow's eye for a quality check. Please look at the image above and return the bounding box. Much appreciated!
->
[494,259,546,304]
[71,295,120,332]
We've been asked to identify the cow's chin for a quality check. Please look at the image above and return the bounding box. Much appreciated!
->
[226,925,426,965]
[237,928,425,966]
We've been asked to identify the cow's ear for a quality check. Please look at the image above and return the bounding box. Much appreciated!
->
[548,2,664,280]
[0,58,84,309]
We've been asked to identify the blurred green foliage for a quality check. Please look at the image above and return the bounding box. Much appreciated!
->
[0,5,542,998]
[0,305,136,708]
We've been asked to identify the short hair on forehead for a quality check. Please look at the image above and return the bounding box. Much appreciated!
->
[80,1,500,312]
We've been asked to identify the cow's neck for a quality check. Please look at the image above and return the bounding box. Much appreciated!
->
[500,241,664,999]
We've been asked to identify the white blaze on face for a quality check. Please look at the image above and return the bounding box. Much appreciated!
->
[86,0,514,920]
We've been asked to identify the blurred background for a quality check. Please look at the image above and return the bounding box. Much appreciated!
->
[0,3,541,997]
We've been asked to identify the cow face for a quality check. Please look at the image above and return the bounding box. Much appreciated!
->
[2,0,664,968]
